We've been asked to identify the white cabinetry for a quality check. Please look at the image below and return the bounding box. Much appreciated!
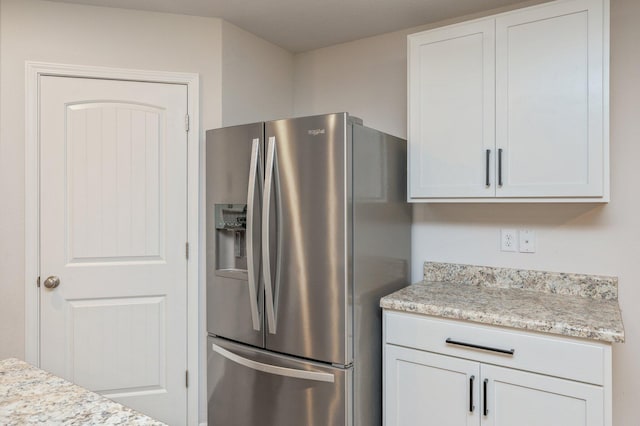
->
[385,345,479,426]
[383,312,612,426]
[408,0,609,202]
[482,365,603,426]
[407,20,495,199]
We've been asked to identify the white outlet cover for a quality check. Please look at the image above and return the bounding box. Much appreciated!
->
[501,229,518,252]
[519,229,536,253]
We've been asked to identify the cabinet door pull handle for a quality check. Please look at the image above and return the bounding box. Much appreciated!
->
[498,148,503,187]
[469,375,475,413]
[485,149,491,187]
[445,338,515,355]
[483,379,489,416]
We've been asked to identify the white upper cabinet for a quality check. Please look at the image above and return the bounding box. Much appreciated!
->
[408,20,495,198]
[495,0,606,198]
[408,0,609,202]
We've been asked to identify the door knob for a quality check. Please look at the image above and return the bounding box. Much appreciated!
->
[43,276,60,289]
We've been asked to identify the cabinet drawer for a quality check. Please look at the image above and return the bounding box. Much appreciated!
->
[384,311,606,385]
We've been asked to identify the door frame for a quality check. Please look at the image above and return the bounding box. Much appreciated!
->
[24,61,200,425]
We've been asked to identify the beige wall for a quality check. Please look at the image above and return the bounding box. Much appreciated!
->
[294,28,408,137]
[293,0,638,424]
[221,21,294,125]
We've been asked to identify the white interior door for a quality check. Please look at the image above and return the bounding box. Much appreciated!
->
[39,75,188,425]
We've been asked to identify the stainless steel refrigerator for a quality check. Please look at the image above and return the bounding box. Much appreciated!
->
[206,113,411,426]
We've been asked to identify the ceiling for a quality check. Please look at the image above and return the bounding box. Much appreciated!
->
[46,0,533,52]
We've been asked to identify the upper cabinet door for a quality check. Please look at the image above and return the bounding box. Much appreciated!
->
[408,19,495,199]
[495,0,607,198]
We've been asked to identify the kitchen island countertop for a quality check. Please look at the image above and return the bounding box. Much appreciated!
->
[0,358,165,425]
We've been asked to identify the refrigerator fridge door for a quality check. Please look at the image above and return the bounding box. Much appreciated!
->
[262,113,352,366]
[208,336,352,426]
[206,123,264,348]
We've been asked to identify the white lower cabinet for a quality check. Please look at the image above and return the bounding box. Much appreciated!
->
[385,345,479,426]
[383,312,611,426]
[483,364,603,426]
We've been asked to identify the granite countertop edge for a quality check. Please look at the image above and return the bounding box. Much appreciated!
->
[380,281,625,344]
[0,358,166,426]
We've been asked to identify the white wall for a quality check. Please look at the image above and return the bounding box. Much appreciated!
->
[293,0,639,424]
[221,21,294,125]
[294,29,408,137]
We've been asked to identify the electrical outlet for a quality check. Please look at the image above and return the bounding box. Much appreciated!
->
[501,229,518,252]
[519,229,536,253]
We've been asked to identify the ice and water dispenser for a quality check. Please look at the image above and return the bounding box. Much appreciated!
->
[214,203,248,275]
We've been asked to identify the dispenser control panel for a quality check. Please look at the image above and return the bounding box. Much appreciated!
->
[214,204,248,274]
[215,204,247,230]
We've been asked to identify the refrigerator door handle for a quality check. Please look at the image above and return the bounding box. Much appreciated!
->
[246,138,262,331]
[262,136,278,334]
[211,343,335,383]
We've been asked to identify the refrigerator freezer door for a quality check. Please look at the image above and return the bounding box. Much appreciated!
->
[208,336,351,426]
[206,124,264,348]
[263,113,351,365]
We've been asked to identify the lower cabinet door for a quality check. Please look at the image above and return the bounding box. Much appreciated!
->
[481,364,604,426]
[385,345,480,426]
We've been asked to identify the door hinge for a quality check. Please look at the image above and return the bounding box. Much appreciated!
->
[185,242,190,260]
[37,276,41,288]
[185,370,189,388]
[185,114,190,132]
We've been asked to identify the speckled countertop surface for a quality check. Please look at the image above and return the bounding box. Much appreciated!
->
[380,262,625,343]
[0,358,165,425]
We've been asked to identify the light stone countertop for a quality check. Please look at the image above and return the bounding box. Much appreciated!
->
[0,358,165,426]
[380,262,625,343]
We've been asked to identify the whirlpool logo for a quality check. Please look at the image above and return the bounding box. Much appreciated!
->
[308,129,326,136]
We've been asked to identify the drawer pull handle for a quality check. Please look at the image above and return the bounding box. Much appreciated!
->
[485,149,491,187]
[469,375,475,413]
[498,148,503,187]
[445,338,515,355]
[483,379,489,416]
